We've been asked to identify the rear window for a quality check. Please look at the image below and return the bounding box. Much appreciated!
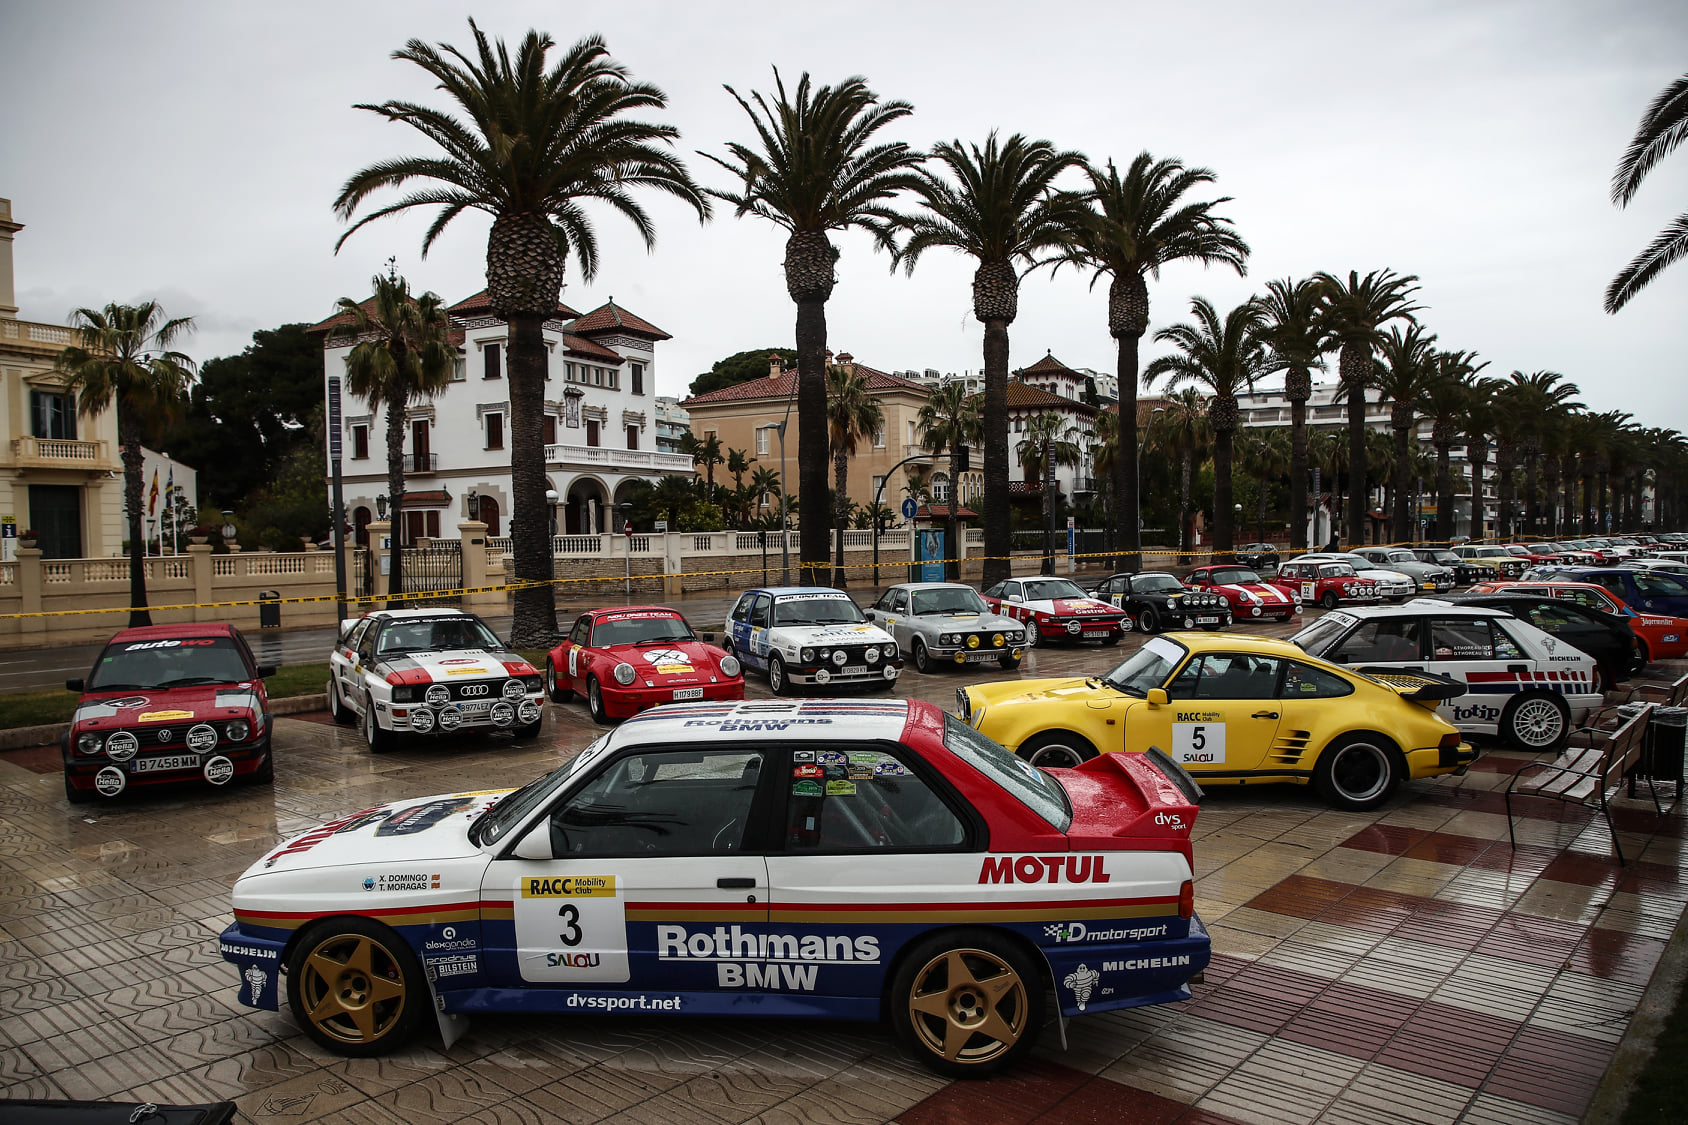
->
[90,636,252,691]
[943,716,1071,832]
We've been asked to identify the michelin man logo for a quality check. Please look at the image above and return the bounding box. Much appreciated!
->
[244,964,267,1005]
[1063,963,1101,1010]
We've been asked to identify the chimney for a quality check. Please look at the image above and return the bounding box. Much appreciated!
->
[768,352,782,379]
[837,352,853,365]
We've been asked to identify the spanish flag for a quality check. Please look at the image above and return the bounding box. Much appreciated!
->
[148,469,159,515]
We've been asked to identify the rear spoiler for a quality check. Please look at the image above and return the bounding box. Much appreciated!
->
[1355,667,1467,702]
[1144,745,1204,805]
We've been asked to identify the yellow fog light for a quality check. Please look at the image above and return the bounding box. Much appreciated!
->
[966,635,980,649]
[954,653,966,664]
[993,633,1005,647]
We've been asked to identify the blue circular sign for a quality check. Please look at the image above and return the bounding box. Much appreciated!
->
[901,498,918,519]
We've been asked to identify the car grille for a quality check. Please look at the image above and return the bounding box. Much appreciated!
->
[82,721,247,758]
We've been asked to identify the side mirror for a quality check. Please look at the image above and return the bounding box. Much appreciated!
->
[255,665,277,679]
[66,678,84,693]
[1008,594,1023,603]
[511,825,553,861]
[1146,688,1169,707]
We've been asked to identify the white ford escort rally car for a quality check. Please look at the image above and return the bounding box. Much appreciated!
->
[724,587,902,694]
[326,609,544,751]
[218,698,1210,1076]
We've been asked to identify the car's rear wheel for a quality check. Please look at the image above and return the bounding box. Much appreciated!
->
[587,678,610,724]
[890,929,1042,1078]
[288,916,424,1057]
[1136,608,1159,634]
[1017,731,1098,769]
[1314,732,1401,811]
[362,704,393,754]
[768,655,793,696]
[1502,693,1570,752]
[1320,591,1341,610]
[327,677,354,725]
[913,639,934,674]
[546,660,574,703]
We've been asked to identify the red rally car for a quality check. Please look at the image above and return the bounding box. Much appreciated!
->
[62,623,275,803]
[1268,560,1381,610]
[1184,563,1302,622]
[981,576,1128,646]
[545,605,745,723]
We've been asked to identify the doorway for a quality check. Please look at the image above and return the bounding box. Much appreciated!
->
[30,484,83,559]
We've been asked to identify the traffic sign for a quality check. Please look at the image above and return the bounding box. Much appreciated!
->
[623,521,633,536]
[901,498,918,519]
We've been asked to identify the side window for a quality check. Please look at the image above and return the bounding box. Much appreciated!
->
[891,590,909,614]
[983,583,1004,598]
[748,596,770,628]
[785,746,964,852]
[1593,574,1627,595]
[357,624,380,662]
[346,618,373,652]
[1165,656,1204,700]
[1333,619,1424,663]
[871,590,894,612]
[731,596,752,624]
[1003,582,1023,600]
[569,616,591,646]
[551,749,764,857]
[1429,618,1498,660]
[1491,622,1525,660]
[1282,662,1353,699]
[1191,653,1281,699]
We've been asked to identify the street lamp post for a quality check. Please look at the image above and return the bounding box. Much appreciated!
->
[871,453,939,586]
[617,503,633,599]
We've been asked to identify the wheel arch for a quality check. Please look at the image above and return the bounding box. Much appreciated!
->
[278,911,424,969]
[875,922,1054,1023]
[1316,727,1407,779]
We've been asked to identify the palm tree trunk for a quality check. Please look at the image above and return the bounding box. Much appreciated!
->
[1524,455,1540,535]
[1289,393,1309,550]
[1040,444,1056,576]
[832,448,849,587]
[120,419,151,628]
[1434,442,1452,542]
[794,295,830,585]
[1341,342,1369,547]
[1213,430,1234,553]
[947,445,961,582]
[1598,468,1611,533]
[385,378,407,608]
[1469,447,1487,540]
[1497,451,1516,539]
[1114,331,1142,570]
[1391,421,1411,543]
[981,316,1012,587]
[1179,447,1193,554]
[506,311,554,646]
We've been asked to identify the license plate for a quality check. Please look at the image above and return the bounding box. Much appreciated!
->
[965,651,997,661]
[841,666,867,676]
[134,754,198,774]
[1083,630,1111,638]
[456,700,492,714]
[673,687,704,700]
[1196,617,1219,625]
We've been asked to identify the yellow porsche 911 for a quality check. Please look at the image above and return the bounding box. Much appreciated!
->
[958,633,1477,810]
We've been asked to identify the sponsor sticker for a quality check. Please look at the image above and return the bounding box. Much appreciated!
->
[792,780,823,797]
[522,875,615,898]
[824,780,856,796]
[138,710,195,722]
[364,872,441,892]
[446,667,492,676]
[792,750,815,762]
[793,764,824,779]
[1172,721,1225,765]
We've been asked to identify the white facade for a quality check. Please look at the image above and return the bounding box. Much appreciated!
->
[124,448,199,550]
[321,294,692,545]
[654,395,690,456]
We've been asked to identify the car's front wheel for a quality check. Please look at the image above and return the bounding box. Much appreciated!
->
[362,704,393,754]
[889,929,1043,1078]
[1502,693,1571,753]
[587,677,610,724]
[249,751,274,785]
[1314,732,1401,811]
[64,771,94,804]
[998,650,1021,670]
[546,660,574,703]
[327,677,355,725]
[1136,607,1159,635]
[1320,591,1341,610]
[768,654,793,696]
[1017,731,1098,769]
[913,639,934,674]
[288,917,425,1057]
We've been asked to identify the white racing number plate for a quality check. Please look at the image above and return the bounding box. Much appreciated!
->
[672,687,704,701]
[841,666,867,676]
[134,754,198,774]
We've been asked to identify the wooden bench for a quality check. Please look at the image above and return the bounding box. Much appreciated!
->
[1505,703,1659,864]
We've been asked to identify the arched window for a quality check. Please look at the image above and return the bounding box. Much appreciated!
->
[353,506,372,548]
[479,496,501,537]
[931,473,951,502]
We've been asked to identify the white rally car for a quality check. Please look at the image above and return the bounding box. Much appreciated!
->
[326,609,544,751]
[1290,601,1602,752]
[217,698,1210,1077]
[723,587,902,694]
[981,576,1129,645]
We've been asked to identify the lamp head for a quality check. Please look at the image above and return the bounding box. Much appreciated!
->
[466,488,480,520]
[544,489,559,505]
[375,494,388,520]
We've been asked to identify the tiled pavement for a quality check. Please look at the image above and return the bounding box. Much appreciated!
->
[1,630,1683,1124]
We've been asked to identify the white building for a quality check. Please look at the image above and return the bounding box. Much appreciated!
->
[316,291,692,545]
[654,396,690,456]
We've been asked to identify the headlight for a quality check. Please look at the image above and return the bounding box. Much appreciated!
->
[956,688,971,721]
[831,650,847,666]
[425,684,450,707]
[865,647,880,663]
[225,719,250,743]
[105,731,138,762]
[501,678,527,700]
[391,685,421,703]
[613,662,636,686]
[801,647,815,663]
[883,642,898,660]
[77,733,103,755]
[720,654,741,678]
[1065,621,1081,634]
[410,708,436,734]
[966,635,980,649]
[993,633,1004,647]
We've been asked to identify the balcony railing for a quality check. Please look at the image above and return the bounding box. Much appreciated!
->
[1009,479,1044,495]
[405,452,438,474]
[10,436,111,469]
[545,443,694,473]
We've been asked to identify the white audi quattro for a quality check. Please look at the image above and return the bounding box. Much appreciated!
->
[217,698,1210,1077]
[724,586,903,694]
[1290,601,1603,752]
[326,608,545,751]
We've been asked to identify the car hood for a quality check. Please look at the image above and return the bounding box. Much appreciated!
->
[72,683,265,731]
[375,648,536,685]
[1210,582,1293,603]
[909,611,1021,630]
[770,622,894,645]
[1024,597,1121,616]
[604,640,736,683]
[248,789,512,876]
[1356,568,1413,584]
[968,676,1111,711]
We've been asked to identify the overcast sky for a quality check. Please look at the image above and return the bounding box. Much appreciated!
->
[2,1,1685,422]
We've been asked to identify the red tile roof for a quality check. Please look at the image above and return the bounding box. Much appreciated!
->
[570,299,671,340]
[562,334,623,362]
[448,289,582,319]
[682,361,925,407]
[308,296,378,335]
[396,489,452,508]
[915,504,977,521]
[976,380,1097,415]
[1019,351,1076,376]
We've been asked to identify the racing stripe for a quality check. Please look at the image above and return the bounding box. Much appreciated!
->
[235,899,481,931]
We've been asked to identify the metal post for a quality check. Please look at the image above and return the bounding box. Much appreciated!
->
[775,372,798,586]
[760,530,768,586]
[326,375,349,621]
[871,453,939,587]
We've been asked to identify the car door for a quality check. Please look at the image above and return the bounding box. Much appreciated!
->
[334,618,374,711]
[765,741,974,1005]
[1519,602,1615,670]
[728,594,755,663]
[882,588,912,648]
[560,615,592,691]
[746,594,774,666]
[1124,651,1285,775]
[354,622,382,709]
[1423,616,1524,730]
[482,744,772,999]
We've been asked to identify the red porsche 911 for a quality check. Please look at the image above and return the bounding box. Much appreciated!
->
[545,606,745,723]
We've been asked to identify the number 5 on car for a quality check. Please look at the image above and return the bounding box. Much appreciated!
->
[1173,722,1225,764]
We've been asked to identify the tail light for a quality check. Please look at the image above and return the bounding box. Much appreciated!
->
[1178,879,1194,919]
[1439,732,1462,750]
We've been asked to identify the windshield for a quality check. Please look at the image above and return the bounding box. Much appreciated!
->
[1102,636,1186,696]
[592,612,694,646]
[376,616,501,656]
[1135,574,1184,593]
[1384,551,1417,564]
[1504,546,1530,556]
[1021,578,1086,601]
[943,716,1071,831]
[1424,550,1459,564]
[88,635,254,691]
[1209,567,1261,584]
[1288,613,1354,656]
[911,587,988,616]
[1320,564,1357,578]
[476,734,612,846]
[1475,548,1509,558]
[773,593,865,626]
[1344,556,1377,571]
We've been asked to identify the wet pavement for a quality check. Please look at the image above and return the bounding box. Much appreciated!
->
[1,618,1684,1123]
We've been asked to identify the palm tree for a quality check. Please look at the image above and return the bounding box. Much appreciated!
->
[1308,426,1349,546]
[1370,324,1439,543]
[726,447,753,492]
[1150,387,1211,552]
[332,274,455,605]
[1500,371,1582,535]
[1313,269,1421,545]
[1016,412,1082,574]
[1088,407,1120,541]
[825,364,883,585]
[887,133,1086,587]
[680,431,725,500]
[331,21,708,646]
[748,465,781,513]
[1058,153,1249,569]
[1417,350,1486,541]
[1236,427,1291,543]
[1606,72,1688,313]
[1464,383,1499,540]
[1254,278,1328,550]
[1143,297,1283,554]
[54,302,195,626]
[915,379,983,580]
[704,71,921,584]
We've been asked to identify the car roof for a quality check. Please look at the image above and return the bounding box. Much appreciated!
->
[618,698,917,742]
[109,622,238,643]
[1333,601,1511,619]
[890,582,976,592]
[1160,632,1315,658]
[362,608,469,621]
[745,586,849,597]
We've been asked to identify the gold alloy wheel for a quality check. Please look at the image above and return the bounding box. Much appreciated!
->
[297,931,409,1046]
[905,947,1029,1065]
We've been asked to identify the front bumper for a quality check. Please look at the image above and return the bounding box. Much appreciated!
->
[1035,619,1125,641]
[382,694,545,734]
[787,662,902,686]
[220,921,286,1011]
[63,735,271,797]
[601,680,745,718]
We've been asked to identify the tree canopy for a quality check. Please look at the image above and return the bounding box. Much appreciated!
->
[688,346,792,398]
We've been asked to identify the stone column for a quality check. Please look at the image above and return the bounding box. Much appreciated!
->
[367,520,391,599]
[16,547,44,640]
[664,531,683,598]
[459,520,500,611]
[187,543,215,622]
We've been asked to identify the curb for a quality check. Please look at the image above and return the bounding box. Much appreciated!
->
[0,693,329,751]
